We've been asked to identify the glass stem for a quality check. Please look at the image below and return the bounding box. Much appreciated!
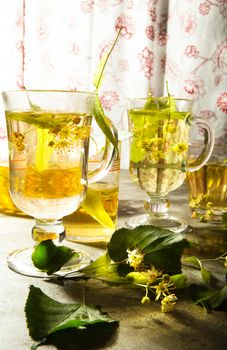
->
[144,195,169,219]
[32,219,65,243]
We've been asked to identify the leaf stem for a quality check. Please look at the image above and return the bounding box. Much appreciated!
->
[95,27,122,90]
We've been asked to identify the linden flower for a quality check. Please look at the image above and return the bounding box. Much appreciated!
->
[146,266,163,285]
[224,256,227,270]
[141,295,150,305]
[10,132,25,153]
[171,142,188,154]
[154,275,175,301]
[163,121,177,134]
[201,209,215,222]
[161,294,177,313]
[126,248,144,270]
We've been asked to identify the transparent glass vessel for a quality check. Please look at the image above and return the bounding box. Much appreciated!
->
[127,97,214,233]
[2,90,116,276]
[187,142,227,227]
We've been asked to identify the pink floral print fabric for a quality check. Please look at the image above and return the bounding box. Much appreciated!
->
[0,0,226,166]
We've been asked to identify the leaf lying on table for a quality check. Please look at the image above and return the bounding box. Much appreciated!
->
[32,240,78,275]
[25,285,118,350]
[189,284,227,311]
[183,256,212,286]
[108,225,190,275]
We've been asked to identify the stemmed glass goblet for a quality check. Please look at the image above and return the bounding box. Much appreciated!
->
[2,90,116,277]
[127,97,214,233]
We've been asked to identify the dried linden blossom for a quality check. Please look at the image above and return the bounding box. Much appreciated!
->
[48,124,90,150]
[161,294,177,313]
[10,132,26,153]
[171,142,188,154]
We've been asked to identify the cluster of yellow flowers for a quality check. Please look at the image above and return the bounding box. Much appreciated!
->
[191,198,215,222]
[10,123,91,155]
[126,248,177,313]
[10,132,25,154]
[48,123,90,151]
[133,123,188,163]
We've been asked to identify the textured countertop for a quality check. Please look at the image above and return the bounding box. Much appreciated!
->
[0,170,227,350]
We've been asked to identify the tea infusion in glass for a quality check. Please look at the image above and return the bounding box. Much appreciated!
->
[127,97,214,233]
[2,90,115,277]
[187,143,227,226]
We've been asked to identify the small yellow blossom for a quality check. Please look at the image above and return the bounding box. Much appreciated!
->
[201,209,215,222]
[10,132,25,153]
[161,294,177,313]
[163,121,177,134]
[171,142,188,154]
[146,266,163,285]
[154,275,175,301]
[191,210,198,219]
[224,257,227,270]
[126,248,144,270]
[141,296,150,304]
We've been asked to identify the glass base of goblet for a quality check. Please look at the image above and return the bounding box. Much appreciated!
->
[126,214,189,233]
[7,245,91,278]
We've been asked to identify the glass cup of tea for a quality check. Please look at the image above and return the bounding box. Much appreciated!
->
[65,139,121,245]
[2,90,116,276]
[127,97,214,233]
[187,142,227,227]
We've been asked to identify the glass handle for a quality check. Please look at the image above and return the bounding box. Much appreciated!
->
[87,119,118,184]
[186,116,215,172]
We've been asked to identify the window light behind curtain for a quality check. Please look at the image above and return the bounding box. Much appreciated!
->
[0,0,226,168]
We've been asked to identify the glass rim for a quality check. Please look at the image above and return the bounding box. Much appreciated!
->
[2,89,96,96]
[127,96,193,103]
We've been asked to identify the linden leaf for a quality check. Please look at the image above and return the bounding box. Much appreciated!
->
[130,142,146,163]
[25,285,118,349]
[189,284,227,311]
[94,94,118,149]
[81,188,115,228]
[170,274,187,289]
[107,225,190,275]
[93,28,122,90]
[32,240,78,275]
[184,256,211,285]
[80,252,128,284]
[35,128,53,171]
[222,212,227,229]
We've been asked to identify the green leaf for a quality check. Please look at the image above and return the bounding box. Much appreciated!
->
[126,271,149,284]
[32,240,77,275]
[93,28,122,90]
[81,188,115,228]
[222,212,227,229]
[184,256,211,285]
[189,284,227,311]
[170,274,187,289]
[92,28,121,150]
[35,128,53,171]
[25,285,118,349]
[81,253,130,284]
[94,94,118,149]
[7,111,77,130]
[130,142,146,163]
[107,225,190,275]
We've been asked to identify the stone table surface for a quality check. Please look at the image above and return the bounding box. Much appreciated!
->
[0,170,227,350]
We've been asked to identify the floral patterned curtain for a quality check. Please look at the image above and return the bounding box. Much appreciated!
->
[0,0,226,167]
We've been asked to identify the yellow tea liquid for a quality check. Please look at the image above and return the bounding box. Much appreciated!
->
[0,165,24,216]
[5,110,91,219]
[187,163,227,219]
[65,182,118,244]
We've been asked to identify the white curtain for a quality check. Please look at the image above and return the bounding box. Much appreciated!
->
[0,0,226,167]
